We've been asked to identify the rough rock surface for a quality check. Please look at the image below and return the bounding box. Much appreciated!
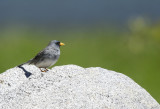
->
[0,65,159,109]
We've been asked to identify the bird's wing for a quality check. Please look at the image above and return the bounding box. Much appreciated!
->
[29,50,45,65]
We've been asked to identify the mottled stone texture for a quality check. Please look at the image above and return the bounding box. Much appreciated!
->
[0,65,159,109]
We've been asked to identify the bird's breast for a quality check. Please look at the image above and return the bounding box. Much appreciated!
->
[36,55,59,68]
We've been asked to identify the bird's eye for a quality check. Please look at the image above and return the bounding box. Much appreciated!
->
[56,41,60,45]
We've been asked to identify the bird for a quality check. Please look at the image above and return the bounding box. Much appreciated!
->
[18,40,65,72]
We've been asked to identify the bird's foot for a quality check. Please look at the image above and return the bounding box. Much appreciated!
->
[40,68,49,72]
[45,68,49,71]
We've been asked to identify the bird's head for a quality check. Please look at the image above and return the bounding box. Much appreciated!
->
[48,40,65,48]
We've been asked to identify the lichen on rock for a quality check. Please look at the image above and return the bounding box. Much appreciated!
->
[0,65,159,109]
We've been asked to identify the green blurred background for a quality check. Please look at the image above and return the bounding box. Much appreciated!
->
[0,0,160,103]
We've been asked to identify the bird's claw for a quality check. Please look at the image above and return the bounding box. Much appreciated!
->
[40,68,49,72]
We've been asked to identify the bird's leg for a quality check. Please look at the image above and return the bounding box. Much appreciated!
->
[39,68,49,72]
[45,68,49,72]
[40,68,46,72]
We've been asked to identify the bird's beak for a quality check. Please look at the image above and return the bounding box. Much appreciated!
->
[59,42,65,46]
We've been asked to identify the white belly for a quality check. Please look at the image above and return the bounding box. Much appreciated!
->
[36,58,58,68]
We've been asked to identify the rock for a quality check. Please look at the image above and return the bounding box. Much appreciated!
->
[0,65,159,109]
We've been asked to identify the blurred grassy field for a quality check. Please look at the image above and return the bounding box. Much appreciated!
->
[0,20,160,103]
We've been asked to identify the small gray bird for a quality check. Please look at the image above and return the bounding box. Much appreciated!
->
[19,40,65,72]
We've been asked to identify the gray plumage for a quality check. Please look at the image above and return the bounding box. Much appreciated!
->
[18,40,64,71]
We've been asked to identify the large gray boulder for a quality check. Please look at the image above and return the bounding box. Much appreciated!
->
[0,65,159,109]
